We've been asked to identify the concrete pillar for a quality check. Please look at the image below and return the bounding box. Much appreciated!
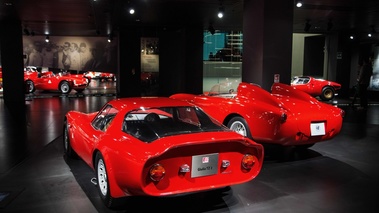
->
[242,0,293,91]
[0,19,26,123]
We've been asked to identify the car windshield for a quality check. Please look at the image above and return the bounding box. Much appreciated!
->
[292,77,310,84]
[122,106,230,143]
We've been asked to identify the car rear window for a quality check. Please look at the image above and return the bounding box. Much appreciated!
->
[122,106,229,143]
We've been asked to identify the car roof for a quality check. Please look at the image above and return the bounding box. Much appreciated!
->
[108,97,194,112]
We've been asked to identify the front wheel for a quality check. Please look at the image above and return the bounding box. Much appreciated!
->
[63,120,78,158]
[95,152,115,208]
[59,81,72,94]
[320,86,335,101]
[227,116,252,138]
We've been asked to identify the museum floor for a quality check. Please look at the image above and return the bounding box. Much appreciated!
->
[0,87,378,212]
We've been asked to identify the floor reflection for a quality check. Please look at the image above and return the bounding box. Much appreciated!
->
[0,95,115,174]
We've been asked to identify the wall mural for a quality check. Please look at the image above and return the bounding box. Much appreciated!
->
[371,46,379,91]
[23,36,117,73]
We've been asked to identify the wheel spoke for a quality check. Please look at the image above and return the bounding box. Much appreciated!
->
[230,121,247,136]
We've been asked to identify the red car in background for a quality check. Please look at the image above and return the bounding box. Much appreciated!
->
[171,82,344,148]
[64,97,263,208]
[0,68,2,91]
[24,68,89,94]
[84,71,116,81]
[291,76,341,101]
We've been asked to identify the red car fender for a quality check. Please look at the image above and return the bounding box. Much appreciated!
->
[92,113,149,198]
[94,146,136,198]
[60,79,74,87]
[171,90,285,142]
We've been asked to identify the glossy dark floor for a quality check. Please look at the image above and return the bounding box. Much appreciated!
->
[0,90,378,212]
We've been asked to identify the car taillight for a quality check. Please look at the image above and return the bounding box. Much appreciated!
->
[241,154,255,170]
[149,164,165,181]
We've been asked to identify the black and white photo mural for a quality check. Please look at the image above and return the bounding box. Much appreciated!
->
[23,36,117,73]
[371,46,379,91]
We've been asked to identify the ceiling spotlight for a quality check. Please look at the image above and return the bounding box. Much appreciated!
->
[296,0,303,8]
[107,34,113,42]
[350,35,354,40]
[128,1,135,14]
[304,20,311,32]
[368,33,372,37]
[45,35,50,42]
[217,0,224,18]
[217,6,224,18]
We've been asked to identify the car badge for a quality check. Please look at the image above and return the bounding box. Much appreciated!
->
[202,157,209,163]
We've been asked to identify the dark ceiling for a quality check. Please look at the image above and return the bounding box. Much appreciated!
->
[1,0,379,39]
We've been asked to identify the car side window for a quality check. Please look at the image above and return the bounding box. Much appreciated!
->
[92,105,118,132]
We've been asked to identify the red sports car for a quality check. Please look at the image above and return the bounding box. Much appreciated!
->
[291,76,341,101]
[25,69,89,94]
[64,97,263,208]
[170,82,344,148]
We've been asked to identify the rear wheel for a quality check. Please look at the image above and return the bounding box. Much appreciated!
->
[59,81,71,94]
[95,152,116,208]
[320,86,335,101]
[227,116,252,138]
[25,80,35,93]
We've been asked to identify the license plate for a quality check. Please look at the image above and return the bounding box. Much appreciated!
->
[310,122,325,136]
[191,153,219,178]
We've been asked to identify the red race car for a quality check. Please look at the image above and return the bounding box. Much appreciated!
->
[0,68,2,91]
[84,71,116,81]
[64,97,263,208]
[291,76,341,101]
[170,82,344,148]
[24,69,89,94]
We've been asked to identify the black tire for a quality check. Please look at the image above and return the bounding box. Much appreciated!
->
[95,152,116,208]
[59,81,72,94]
[227,116,252,138]
[320,86,335,101]
[63,120,78,158]
[25,80,35,93]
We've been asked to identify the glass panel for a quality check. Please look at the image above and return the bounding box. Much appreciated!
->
[203,31,243,94]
